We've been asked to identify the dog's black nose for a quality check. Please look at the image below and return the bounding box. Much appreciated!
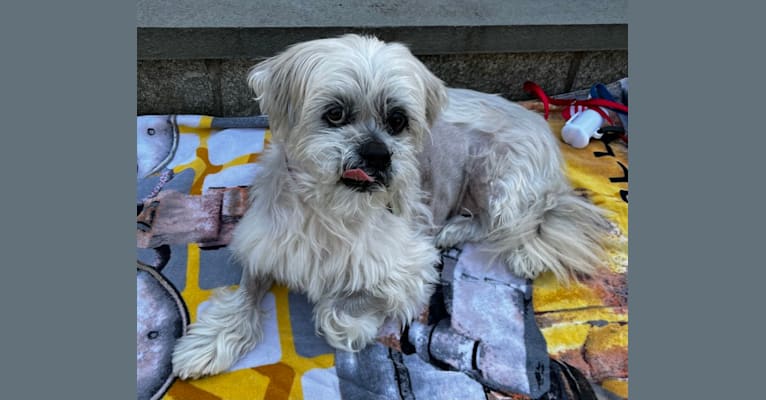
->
[359,139,391,170]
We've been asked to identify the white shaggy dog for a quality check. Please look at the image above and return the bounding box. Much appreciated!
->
[172,34,607,379]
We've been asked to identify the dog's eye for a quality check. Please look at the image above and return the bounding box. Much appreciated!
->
[387,110,408,135]
[324,106,346,127]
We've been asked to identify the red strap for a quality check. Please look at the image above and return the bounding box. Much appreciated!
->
[523,81,628,124]
[580,98,628,114]
[522,81,571,119]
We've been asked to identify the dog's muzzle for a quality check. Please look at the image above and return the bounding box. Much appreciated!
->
[340,138,391,192]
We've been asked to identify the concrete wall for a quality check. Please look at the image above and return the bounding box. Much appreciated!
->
[138,50,627,116]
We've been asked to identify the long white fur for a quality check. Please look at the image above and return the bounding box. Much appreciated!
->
[172,34,607,380]
[427,88,608,281]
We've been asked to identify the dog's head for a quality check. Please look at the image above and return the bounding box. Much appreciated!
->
[248,34,447,210]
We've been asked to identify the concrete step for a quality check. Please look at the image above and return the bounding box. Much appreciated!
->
[138,0,626,59]
[137,0,627,116]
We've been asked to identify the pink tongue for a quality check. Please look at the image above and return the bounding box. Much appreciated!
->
[342,168,374,182]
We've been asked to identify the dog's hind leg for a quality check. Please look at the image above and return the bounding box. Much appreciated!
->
[172,270,273,379]
[487,188,608,281]
[468,122,609,282]
[479,149,609,281]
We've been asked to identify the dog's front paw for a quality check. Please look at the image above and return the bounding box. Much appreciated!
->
[434,229,459,250]
[315,306,384,352]
[324,315,383,352]
[171,328,233,380]
[434,215,483,249]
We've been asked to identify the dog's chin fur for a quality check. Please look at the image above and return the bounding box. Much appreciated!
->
[172,34,610,380]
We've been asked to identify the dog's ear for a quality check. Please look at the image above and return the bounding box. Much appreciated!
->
[248,47,311,133]
[412,58,448,127]
[248,57,280,129]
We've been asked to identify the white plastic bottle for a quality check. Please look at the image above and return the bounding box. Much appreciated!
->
[561,108,605,148]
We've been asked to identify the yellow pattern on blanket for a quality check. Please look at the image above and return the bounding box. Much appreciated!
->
[532,108,629,399]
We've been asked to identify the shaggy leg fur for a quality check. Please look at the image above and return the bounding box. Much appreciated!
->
[171,272,273,379]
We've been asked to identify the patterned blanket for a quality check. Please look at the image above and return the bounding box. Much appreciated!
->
[136,101,628,400]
